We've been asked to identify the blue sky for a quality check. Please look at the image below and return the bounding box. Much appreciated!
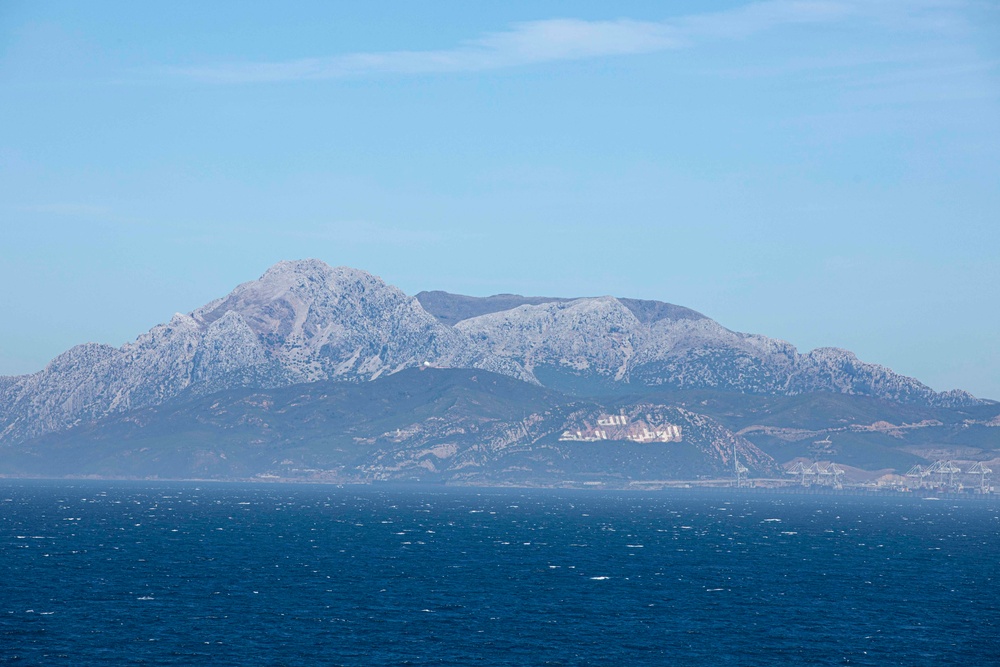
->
[1,1,998,399]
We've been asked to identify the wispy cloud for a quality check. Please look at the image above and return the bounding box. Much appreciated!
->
[171,1,858,84]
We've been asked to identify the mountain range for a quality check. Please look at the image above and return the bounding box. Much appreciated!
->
[1,259,995,484]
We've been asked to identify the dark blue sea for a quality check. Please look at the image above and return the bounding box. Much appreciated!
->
[2,481,998,665]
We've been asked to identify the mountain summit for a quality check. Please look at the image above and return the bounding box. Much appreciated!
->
[0,259,983,446]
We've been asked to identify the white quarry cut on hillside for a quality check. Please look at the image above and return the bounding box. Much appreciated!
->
[558,413,683,443]
[0,259,983,445]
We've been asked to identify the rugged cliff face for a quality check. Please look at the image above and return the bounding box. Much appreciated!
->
[449,293,979,407]
[0,259,983,446]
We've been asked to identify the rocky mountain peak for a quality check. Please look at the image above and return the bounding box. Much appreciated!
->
[262,257,336,279]
[0,260,503,444]
[187,260,495,386]
[193,260,389,332]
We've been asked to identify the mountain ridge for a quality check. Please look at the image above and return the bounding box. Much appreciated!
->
[0,259,986,448]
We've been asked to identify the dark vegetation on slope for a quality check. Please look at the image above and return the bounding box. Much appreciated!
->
[1,369,770,482]
[3,367,996,481]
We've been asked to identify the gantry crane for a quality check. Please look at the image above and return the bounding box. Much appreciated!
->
[967,462,992,493]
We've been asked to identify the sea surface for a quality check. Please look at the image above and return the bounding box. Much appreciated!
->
[1,481,998,666]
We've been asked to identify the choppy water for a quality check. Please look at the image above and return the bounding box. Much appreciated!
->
[1,481,998,665]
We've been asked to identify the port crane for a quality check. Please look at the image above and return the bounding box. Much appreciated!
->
[785,461,818,486]
[733,442,749,488]
[967,462,992,493]
[818,462,845,489]
[925,460,962,489]
[905,464,929,487]
[906,460,985,491]
[785,461,845,488]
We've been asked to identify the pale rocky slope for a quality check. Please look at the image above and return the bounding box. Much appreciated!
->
[450,294,980,407]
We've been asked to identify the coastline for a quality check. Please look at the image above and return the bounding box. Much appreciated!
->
[1,473,995,501]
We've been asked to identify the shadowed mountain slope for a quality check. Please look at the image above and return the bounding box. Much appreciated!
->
[2,368,774,483]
